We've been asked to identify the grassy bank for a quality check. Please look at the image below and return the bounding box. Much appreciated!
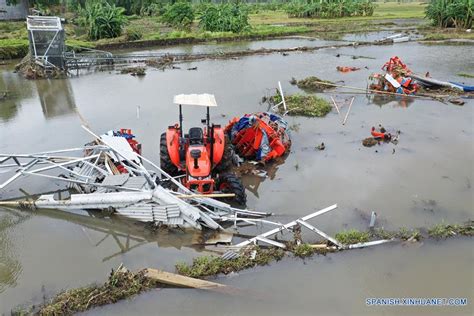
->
[2,2,470,60]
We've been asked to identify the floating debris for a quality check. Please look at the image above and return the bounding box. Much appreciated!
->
[120,66,146,76]
[375,33,410,45]
[428,221,473,239]
[267,92,332,117]
[336,66,360,73]
[291,76,335,92]
[448,98,465,106]
[362,137,378,147]
[15,55,66,79]
[36,265,156,315]
[368,56,419,95]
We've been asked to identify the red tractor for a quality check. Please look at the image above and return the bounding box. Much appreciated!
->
[160,94,246,206]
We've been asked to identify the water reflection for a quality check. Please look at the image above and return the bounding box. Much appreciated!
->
[0,71,33,122]
[34,206,198,262]
[0,208,29,293]
[368,94,415,108]
[239,156,287,198]
[35,79,77,119]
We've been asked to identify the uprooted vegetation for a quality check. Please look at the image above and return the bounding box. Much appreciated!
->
[428,221,473,239]
[36,266,157,315]
[335,229,370,244]
[290,76,335,92]
[176,246,285,278]
[266,91,332,117]
[120,66,146,76]
[14,57,66,80]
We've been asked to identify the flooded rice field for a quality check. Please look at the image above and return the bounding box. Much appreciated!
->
[0,36,473,315]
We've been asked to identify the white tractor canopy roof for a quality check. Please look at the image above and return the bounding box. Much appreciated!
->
[173,94,218,107]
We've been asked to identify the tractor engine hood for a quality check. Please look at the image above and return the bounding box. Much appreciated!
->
[186,145,211,178]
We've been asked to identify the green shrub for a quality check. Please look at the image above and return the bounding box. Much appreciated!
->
[77,0,127,40]
[125,28,143,41]
[199,3,250,33]
[425,0,473,29]
[285,0,376,19]
[161,1,195,30]
[140,2,166,16]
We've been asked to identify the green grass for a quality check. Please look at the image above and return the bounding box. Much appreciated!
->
[458,73,474,78]
[250,2,426,24]
[422,31,474,41]
[272,93,332,117]
[293,243,315,258]
[335,229,370,244]
[0,39,29,59]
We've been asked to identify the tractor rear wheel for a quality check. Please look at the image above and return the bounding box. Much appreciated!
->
[160,132,179,177]
[214,135,234,173]
[216,173,247,207]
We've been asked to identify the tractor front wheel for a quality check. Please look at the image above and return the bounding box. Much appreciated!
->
[216,173,247,207]
[160,132,179,177]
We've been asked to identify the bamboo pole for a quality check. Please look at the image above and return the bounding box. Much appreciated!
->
[309,80,450,100]
[330,96,341,115]
[342,97,355,125]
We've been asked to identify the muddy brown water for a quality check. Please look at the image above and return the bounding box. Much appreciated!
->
[0,37,473,315]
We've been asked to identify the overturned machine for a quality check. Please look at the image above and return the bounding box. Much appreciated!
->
[225,112,291,162]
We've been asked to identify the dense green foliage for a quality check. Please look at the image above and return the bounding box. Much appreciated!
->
[425,0,473,28]
[77,0,127,40]
[285,0,376,18]
[161,1,195,30]
[199,3,250,33]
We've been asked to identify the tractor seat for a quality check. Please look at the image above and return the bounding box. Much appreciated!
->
[188,127,203,145]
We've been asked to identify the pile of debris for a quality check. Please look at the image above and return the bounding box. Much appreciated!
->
[225,112,291,162]
[369,56,474,97]
[368,56,419,95]
[0,127,268,230]
[15,56,66,79]
[362,124,400,147]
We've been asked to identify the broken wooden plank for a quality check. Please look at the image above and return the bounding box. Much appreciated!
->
[144,268,227,292]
